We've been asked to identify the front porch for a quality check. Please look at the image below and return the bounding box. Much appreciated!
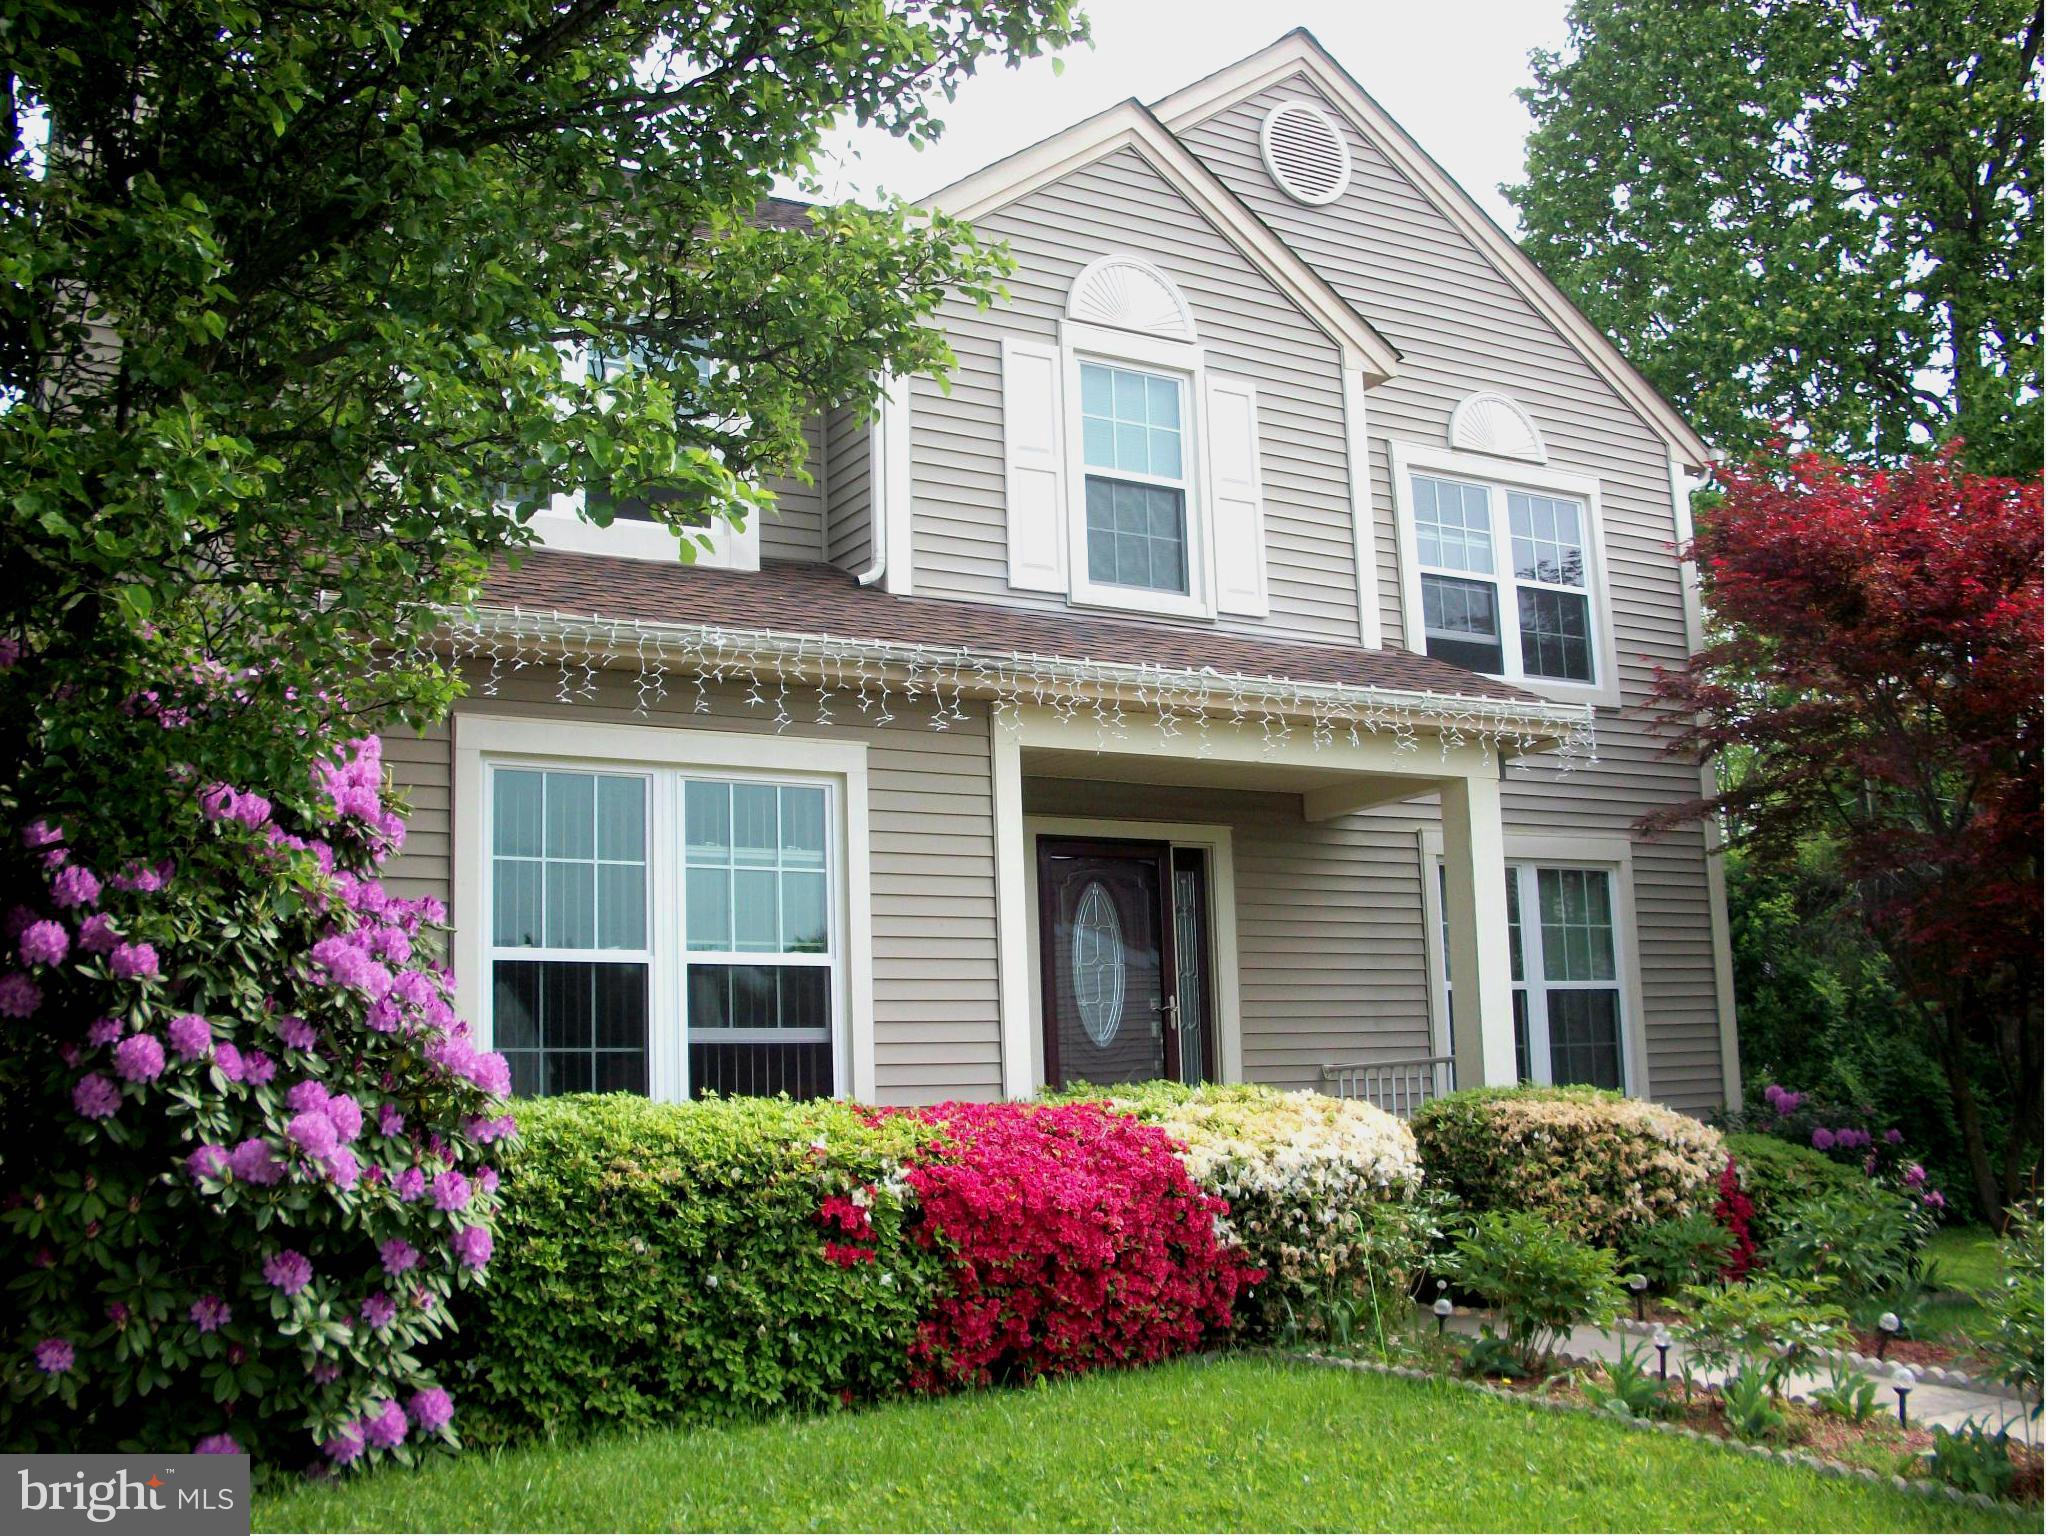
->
[993,705,1526,1108]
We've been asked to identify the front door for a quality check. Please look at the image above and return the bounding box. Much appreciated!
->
[1037,838,1212,1089]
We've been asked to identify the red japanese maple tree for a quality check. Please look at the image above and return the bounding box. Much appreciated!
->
[1646,448,2043,1222]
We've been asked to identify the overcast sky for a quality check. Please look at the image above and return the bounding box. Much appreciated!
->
[805,1,1575,233]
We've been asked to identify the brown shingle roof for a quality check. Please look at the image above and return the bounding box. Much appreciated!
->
[482,549,1550,709]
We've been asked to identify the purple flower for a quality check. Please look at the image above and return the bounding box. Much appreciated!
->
[1885,1128,1904,1145]
[167,1013,212,1060]
[86,1016,123,1045]
[76,913,119,954]
[1810,1127,1837,1151]
[113,1033,165,1083]
[322,1425,365,1466]
[0,635,17,669]
[111,860,168,894]
[478,1165,500,1196]
[33,1338,73,1375]
[407,1387,454,1433]
[379,1239,420,1276]
[229,793,273,830]
[450,1224,493,1270]
[287,1109,339,1160]
[51,864,101,910]
[309,1361,341,1385]
[227,1138,283,1186]
[0,972,42,1017]
[193,1434,241,1455]
[376,1103,404,1138]
[361,1398,408,1449]
[468,1113,517,1145]
[360,1292,398,1330]
[21,818,64,852]
[19,920,68,967]
[106,1301,129,1327]
[109,942,160,980]
[276,1014,316,1050]
[214,1041,244,1081]
[189,1295,230,1333]
[431,1170,471,1212]
[262,1250,313,1296]
[320,1148,361,1189]
[238,1049,274,1086]
[285,1079,329,1115]
[1923,1189,1948,1209]
[393,1166,426,1202]
[73,1073,120,1120]
[1905,1163,1928,1187]
[324,1093,363,1143]
[198,783,238,822]
[187,1143,230,1182]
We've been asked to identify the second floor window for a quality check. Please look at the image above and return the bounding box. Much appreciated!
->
[1080,362,1189,595]
[1410,471,1595,686]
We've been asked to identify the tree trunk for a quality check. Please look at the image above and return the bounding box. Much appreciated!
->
[1937,1027,2007,1231]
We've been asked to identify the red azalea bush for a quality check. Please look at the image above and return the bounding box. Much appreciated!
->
[902,1100,1253,1390]
[1712,1155,1757,1280]
[0,718,510,1469]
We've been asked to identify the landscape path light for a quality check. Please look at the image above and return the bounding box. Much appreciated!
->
[1875,1311,1901,1360]
[1626,1273,1649,1323]
[1433,1295,1454,1338]
[1651,1323,1671,1382]
[1891,1363,1916,1429]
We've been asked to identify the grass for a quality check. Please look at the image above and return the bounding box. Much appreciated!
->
[1919,1226,2001,1344]
[254,1356,2032,1534]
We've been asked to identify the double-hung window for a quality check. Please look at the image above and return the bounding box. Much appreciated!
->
[1435,860,1629,1090]
[1393,446,1609,698]
[1079,362,1190,596]
[486,762,842,1100]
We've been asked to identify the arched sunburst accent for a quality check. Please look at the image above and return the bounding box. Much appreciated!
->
[1448,391,1548,463]
[1065,254,1198,343]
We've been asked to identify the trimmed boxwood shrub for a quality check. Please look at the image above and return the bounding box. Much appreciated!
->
[455,1094,1254,1444]
[1723,1130,1875,1247]
[1049,1080,1425,1339]
[450,1094,950,1445]
[1412,1086,1724,1249]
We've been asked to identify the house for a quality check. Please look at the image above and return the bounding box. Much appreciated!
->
[378,30,1739,1118]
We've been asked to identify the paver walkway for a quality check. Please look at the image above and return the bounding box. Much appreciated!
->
[1435,1307,2039,1438]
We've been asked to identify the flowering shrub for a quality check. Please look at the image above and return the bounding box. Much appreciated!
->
[1411,1086,1725,1249]
[1053,1081,1424,1338]
[0,732,508,1468]
[1711,1155,1758,1279]
[451,1094,951,1445]
[903,1100,1250,1389]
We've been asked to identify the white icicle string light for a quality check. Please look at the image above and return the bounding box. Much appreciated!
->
[436,607,1599,769]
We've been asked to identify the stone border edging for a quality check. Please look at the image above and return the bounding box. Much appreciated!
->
[1610,1316,2017,1398]
[1272,1348,2035,1518]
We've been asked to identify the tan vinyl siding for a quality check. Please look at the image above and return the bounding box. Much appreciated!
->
[824,404,873,573]
[915,146,1359,644]
[377,663,1003,1105]
[1022,778,1436,1089]
[757,413,826,562]
[1179,78,1724,1111]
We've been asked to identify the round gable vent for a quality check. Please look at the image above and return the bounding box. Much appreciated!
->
[1260,101,1352,206]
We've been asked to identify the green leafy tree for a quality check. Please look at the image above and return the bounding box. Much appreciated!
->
[0,0,1086,858]
[1510,0,2043,474]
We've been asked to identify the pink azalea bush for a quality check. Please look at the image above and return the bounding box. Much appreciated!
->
[0,728,511,1471]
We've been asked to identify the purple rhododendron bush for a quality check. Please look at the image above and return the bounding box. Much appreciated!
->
[0,710,513,1471]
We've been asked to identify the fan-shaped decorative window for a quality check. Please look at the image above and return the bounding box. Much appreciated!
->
[1260,101,1353,206]
[1065,255,1198,343]
[1069,881,1128,1047]
[1448,391,1548,464]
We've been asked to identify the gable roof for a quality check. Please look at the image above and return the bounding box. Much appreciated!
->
[1151,30,1714,471]
[922,99,1403,384]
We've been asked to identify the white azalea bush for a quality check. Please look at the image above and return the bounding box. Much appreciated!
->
[1051,1082,1429,1339]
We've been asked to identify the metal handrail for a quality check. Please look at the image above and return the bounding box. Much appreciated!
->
[1319,1055,1455,1118]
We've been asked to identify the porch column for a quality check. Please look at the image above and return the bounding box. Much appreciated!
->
[1439,769,1518,1088]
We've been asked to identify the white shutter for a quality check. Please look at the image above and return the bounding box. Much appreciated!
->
[1205,373,1269,616]
[1001,336,1068,592]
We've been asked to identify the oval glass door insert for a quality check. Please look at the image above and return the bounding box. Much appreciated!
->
[1070,880,1127,1047]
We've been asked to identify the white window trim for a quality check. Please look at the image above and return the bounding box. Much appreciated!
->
[452,715,873,1101]
[1059,323,1215,619]
[1020,814,1242,1092]
[1416,829,1649,1098]
[1389,441,1620,708]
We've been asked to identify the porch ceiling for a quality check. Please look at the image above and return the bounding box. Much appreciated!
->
[1019,745,1443,815]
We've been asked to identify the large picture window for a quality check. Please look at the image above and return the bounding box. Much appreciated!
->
[1437,860,1627,1091]
[486,762,841,1101]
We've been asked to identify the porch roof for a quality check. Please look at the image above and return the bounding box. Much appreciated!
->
[482,549,1552,709]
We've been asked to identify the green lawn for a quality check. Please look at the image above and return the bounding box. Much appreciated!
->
[255,1356,2029,1534]
[1920,1226,2001,1343]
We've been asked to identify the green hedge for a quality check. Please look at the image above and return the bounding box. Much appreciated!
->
[449,1095,952,1446]
[1722,1131,1870,1247]
[1411,1085,1725,1249]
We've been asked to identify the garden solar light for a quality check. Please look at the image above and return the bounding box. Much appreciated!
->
[1875,1311,1901,1360]
[1433,1296,1453,1337]
[1891,1364,1915,1429]
[1626,1273,1649,1321]
[1651,1324,1671,1381]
